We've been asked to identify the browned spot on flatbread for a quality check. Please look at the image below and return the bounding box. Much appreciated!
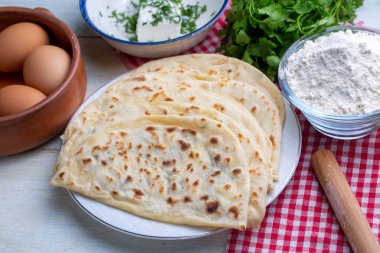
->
[131,75,146,82]
[183,196,192,203]
[59,172,65,179]
[193,179,199,187]
[151,90,165,100]
[211,170,221,177]
[82,158,91,164]
[133,188,144,198]
[166,127,177,133]
[225,157,231,164]
[145,126,155,131]
[112,96,119,102]
[182,128,197,136]
[208,179,215,184]
[132,85,151,92]
[270,134,276,147]
[228,206,239,218]
[111,190,119,196]
[189,151,199,159]
[137,144,143,149]
[213,103,225,112]
[155,144,166,150]
[119,131,127,137]
[144,110,151,115]
[178,140,191,151]
[165,97,174,101]
[95,185,101,191]
[206,201,219,214]
[171,182,177,191]
[186,164,193,171]
[217,123,222,128]
[162,159,176,167]
[154,67,162,72]
[189,96,196,102]
[101,160,107,166]
[210,137,218,144]
[214,154,221,163]
[188,105,199,110]
[167,197,176,205]
[224,184,231,190]
[105,176,114,183]
[251,106,257,113]
[92,145,102,153]
[232,168,242,176]
[125,175,133,183]
[200,195,209,201]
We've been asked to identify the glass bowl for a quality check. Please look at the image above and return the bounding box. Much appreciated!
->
[278,25,380,140]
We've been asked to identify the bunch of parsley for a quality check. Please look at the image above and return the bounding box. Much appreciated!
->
[219,0,364,81]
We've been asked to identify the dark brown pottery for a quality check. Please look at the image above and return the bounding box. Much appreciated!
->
[0,7,87,156]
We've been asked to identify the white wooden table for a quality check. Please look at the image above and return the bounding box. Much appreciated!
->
[0,1,379,253]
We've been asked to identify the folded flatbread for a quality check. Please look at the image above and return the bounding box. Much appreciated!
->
[52,116,250,229]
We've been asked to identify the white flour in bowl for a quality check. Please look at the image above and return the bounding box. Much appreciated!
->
[285,29,380,115]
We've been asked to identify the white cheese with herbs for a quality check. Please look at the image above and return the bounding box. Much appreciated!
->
[136,0,182,42]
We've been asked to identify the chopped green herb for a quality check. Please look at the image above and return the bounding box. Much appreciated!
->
[129,35,138,41]
[142,0,182,26]
[219,0,364,81]
[124,13,139,33]
[181,2,207,34]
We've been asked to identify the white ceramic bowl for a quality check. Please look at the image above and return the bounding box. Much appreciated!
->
[80,0,228,58]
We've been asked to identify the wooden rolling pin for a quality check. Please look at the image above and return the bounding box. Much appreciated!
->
[311,150,380,253]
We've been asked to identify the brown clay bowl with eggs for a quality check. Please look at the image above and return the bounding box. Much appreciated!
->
[0,7,87,156]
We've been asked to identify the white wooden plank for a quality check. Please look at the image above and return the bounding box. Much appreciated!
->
[0,0,95,37]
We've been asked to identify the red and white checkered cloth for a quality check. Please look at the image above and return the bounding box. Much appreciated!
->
[118,6,380,253]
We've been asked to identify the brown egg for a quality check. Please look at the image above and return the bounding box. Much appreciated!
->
[0,22,49,72]
[0,84,47,116]
[23,45,71,95]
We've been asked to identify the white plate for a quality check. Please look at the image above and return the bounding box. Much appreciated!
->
[67,74,302,240]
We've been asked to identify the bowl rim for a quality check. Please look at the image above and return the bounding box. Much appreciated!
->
[79,0,229,45]
[0,6,81,123]
[278,25,380,121]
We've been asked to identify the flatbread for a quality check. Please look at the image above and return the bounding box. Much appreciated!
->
[129,53,285,124]
[51,116,250,229]
[105,78,277,190]
[64,95,269,228]
[124,54,284,181]
[51,53,284,230]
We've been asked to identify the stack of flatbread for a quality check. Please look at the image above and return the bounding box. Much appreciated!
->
[50,54,285,230]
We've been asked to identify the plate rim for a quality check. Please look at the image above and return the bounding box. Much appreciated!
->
[65,72,302,240]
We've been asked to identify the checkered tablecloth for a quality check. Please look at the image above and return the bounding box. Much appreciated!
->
[118,5,380,253]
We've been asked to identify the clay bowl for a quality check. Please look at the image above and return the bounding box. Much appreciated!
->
[0,7,87,156]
